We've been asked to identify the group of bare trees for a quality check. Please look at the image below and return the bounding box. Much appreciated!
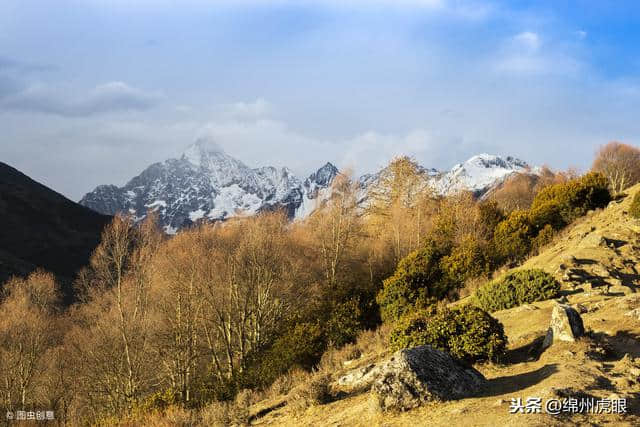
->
[0,211,316,423]
[0,272,62,415]
[149,214,305,403]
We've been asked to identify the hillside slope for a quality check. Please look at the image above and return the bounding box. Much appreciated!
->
[250,185,640,426]
[0,162,111,300]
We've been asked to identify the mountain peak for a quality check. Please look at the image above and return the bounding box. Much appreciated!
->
[182,138,228,167]
[461,153,529,171]
[438,153,530,196]
[319,162,338,173]
[81,146,338,231]
[308,162,339,187]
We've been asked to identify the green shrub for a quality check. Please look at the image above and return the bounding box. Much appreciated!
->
[256,322,326,385]
[440,236,490,283]
[530,172,610,227]
[475,269,561,312]
[630,191,640,219]
[492,210,534,263]
[528,201,565,231]
[325,298,364,347]
[492,173,610,266]
[477,200,506,241]
[132,387,179,414]
[376,240,455,322]
[532,224,556,251]
[389,305,507,364]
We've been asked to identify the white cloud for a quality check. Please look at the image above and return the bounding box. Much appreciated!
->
[341,130,433,171]
[575,30,587,40]
[492,31,582,76]
[192,112,478,177]
[513,31,541,52]
[0,81,163,116]
[196,118,331,172]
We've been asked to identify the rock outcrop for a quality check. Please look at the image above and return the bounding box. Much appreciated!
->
[335,363,385,394]
[367,345,486,412]
[542,303,585,349]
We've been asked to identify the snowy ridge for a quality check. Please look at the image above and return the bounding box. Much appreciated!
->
[80,142,531,233]
[80,139,337,233]
[432,154,529,196]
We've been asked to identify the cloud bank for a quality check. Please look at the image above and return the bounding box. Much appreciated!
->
[1,82,163,117]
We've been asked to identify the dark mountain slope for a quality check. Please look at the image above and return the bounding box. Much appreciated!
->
[0,162,111,301]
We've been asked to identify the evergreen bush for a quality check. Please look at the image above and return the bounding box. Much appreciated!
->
[475,269,560,312]
[389,305,507,364]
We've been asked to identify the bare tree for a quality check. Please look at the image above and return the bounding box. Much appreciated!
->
[307,174,363,286]
[592,141,640,195]
[365,156,434,263]
[0,271,60,410]
[70,214,163,418]
[149,229,207,404]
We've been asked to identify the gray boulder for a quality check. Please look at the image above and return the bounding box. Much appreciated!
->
[542,303,585,349]
[369,345,486,412]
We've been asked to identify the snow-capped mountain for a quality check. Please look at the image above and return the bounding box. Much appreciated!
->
[431,154,530,196]
[80,142,530,233]
[357,153,529,203]
[80,139,338,233]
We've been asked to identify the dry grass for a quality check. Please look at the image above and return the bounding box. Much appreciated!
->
[265,367,309,400]
[199,401,231,427]
[459,275,490,299]
[287,372,333,413]
[117,406,199,427]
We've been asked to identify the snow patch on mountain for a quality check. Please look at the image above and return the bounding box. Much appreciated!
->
[432,153,529,196]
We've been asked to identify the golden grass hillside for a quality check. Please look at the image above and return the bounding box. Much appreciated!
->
[245,184,640,427]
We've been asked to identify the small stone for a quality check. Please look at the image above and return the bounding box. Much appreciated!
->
[624,308,640,320]
[542,303,585,349]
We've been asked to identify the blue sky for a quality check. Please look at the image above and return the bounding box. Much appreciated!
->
[1,0,639,199]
